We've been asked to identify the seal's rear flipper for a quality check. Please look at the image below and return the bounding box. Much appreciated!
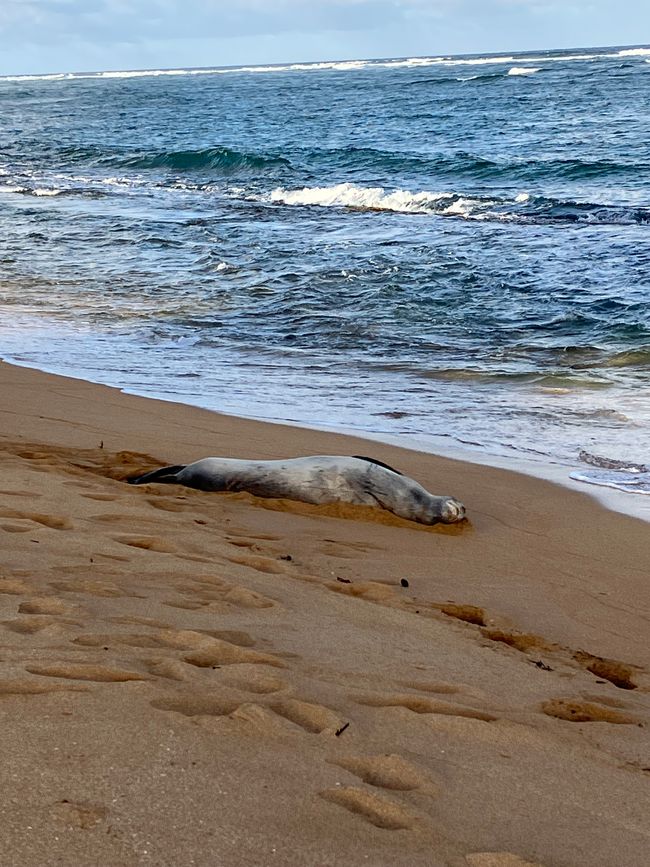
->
[127,465,186,485]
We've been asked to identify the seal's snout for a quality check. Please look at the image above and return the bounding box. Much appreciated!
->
[439,498,466,524]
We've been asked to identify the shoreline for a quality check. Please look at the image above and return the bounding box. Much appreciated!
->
[1,358,650,866]
[4,353,649,524]
[2,357,649,653]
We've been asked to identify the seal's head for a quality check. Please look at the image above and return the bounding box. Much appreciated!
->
[437,497,466,524]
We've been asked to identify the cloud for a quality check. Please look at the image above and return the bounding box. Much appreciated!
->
[0,0,410,44]
[0,0,647,75]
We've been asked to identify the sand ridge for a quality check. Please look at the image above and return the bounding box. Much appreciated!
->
[0,362,649,865]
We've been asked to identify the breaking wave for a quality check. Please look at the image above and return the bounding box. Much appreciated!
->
[268,183,650,225]
[507,66,541,76]
[570,468,650,495]
[1,45,648,85]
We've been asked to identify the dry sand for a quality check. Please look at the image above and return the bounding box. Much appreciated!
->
[0,360,648,867]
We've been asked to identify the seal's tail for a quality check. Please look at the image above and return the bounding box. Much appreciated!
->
[127,465,186,485]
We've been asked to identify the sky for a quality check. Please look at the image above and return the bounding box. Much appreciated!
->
[0,0,647,75]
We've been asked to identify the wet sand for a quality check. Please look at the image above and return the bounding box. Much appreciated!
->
[1,360,649,866]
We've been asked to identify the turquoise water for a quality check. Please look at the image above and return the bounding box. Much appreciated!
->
[0,47,648,485]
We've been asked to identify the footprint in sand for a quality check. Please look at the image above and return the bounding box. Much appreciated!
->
[220,667,287,694]
[146,659,193,681]
[0,678,91,695]
[112,534,178,554]
[50,578,142,598]
[146,498,188,512]
[356,693,497,722]
[18,597,80,616]
[481,628,553,653]
[72,633,168,649]
[184,639,285,669]
[328,581,398,603]
[0,509,72,530]
[151,695,241,717]
[541,698,640,725]
[330,754,430,792]
[26,663,150,682]
[51,800,108,829]
[226,554,290,575]
[72,629,260,655]
[3,616,81,635]
[573,650,639,690]
[398,680,463,695]
[226,531,282,542]
[193,629,256,647]
[108,615,172,629]
[437,603,487,627]
[150,693,300,736]
[269,698,345,734]
[464,854,544,867]
[0,577,36,596]
[163,578,277,611]
[319,786,416,830]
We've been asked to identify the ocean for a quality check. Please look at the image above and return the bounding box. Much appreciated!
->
[1,46,649,500]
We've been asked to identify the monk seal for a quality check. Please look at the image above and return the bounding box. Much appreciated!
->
[127,454,466,525]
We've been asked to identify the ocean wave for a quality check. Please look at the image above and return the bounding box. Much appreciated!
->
[617,47,650,56]
[1,46,648,86]
[0,184,64,197]
[570,468,650,495]
[267,183,650,225]
[0,68,226,84]
[578,450,646,472]
[297,148,647,182]
[601,348,650,368]
[0,180,108,199]
[269,183,449,214]
[114,146,290,173]
[507,66,541,76]
[301,146,505,176]
[457,73,503,82]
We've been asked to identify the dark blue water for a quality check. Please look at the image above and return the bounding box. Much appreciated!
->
[1,47,649,477]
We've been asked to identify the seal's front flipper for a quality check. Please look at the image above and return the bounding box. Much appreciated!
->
[127,465,186,485]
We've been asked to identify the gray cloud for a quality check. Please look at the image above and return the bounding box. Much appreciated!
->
[0,0,646,75]
[0,0,410,43]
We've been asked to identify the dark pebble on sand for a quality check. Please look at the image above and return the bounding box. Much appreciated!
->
[400,578,409,588]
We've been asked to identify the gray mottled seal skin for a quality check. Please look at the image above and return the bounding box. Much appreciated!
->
[128,455,466,525]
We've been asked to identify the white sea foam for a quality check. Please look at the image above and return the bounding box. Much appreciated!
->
[2,46,648,85]
[570,469,650,494]
[617,47,650,56]
[269,183,451,214]
[33,188,63,196]
[508,66,541,76]
[266,184,542,221]
[0,72,72,82]
[438,197,476,217]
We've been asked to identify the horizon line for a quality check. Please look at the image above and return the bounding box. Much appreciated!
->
[1,41,648,80]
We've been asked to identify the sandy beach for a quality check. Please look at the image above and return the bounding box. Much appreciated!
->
[1,359,649,866]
